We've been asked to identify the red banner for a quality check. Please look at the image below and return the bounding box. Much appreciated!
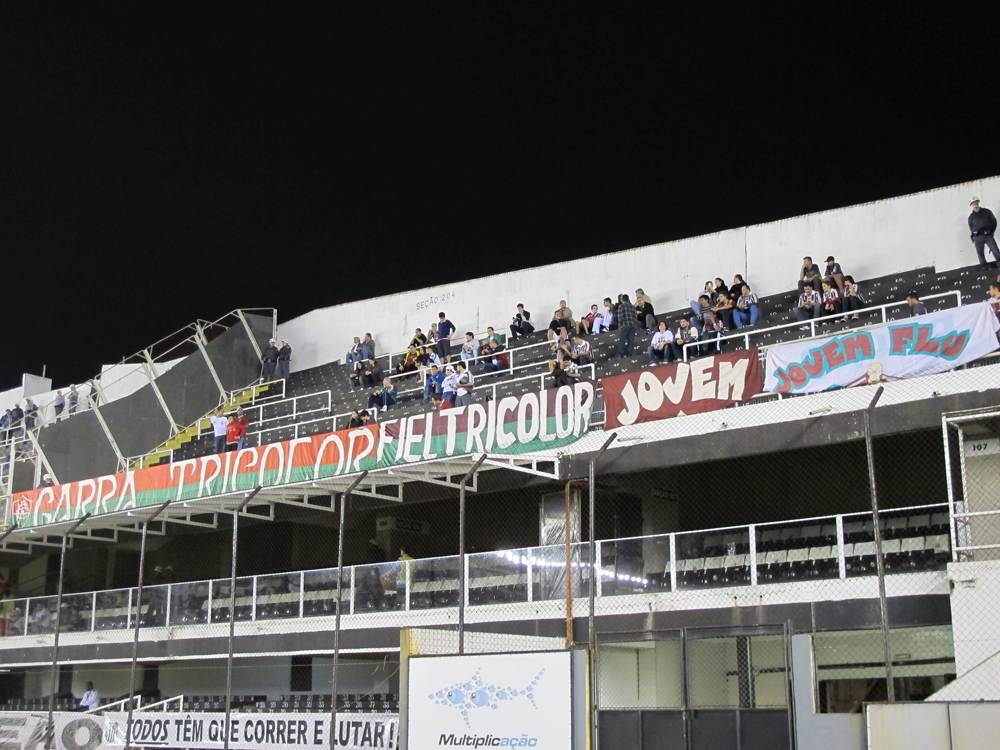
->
[601,350,763,428]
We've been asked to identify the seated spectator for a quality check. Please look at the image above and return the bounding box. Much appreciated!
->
[418,346,441,384]
[549,327,571,371]
[824,256,844,290]
[441,365,459,405]
[591,298,615,333]
[510,304,535,339]
[550,364,580,388]
[348,410,365,428]
[797,256,823,295]
[359,357,384,389]
[671,318,700,360]
[410,328,428,348]
[367,378,397,413]
[989,283,1000,323]
[820,279,842,320]
[454,362,475,407]
[361,333,375,360]
[701,281,718,305]
[840,275,866,320]
[711,291,735,330]
[547,301,574,340]
[346,336,365,367]
[733,284,760,327]
[423,363,445,402]
[427,323,438,344]
[568,334,592,370]
[483,340,509,373]
[700,311,726,355]
[396,344,420,377]
[577,304,601,335]
[484,326,502,347]
[907,291,927,316]
[437,312,456,362]
[460,332,477,362]
[794,282,823,324]
[349,360,365,390]
[431,393,453,410]
[733,274,749,293]
[714,278,730,298]
[647,321,675,366]
[635,290,656,333]
[688,294,712,327]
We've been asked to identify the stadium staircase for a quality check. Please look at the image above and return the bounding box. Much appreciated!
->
[137,263,997,467]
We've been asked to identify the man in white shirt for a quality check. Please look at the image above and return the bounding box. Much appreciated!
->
[647,322,675,365]
[209,407,229,454]
[793,282,823,324]
[591,298,615,334]
[454,362,475,407]
[79,682,100,711]
[441,365,459,406]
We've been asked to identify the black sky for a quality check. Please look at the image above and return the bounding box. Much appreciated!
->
[3,2,999,389]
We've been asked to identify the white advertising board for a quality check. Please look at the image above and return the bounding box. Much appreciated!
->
[407,651,572,750]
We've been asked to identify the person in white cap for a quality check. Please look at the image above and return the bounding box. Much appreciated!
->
[441,364,459,406]
[260,339,280,381]
[277,339,292,380]
[969,197,999,269]
[38,473,55,489]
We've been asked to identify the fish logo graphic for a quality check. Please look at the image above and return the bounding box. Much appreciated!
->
[429,668,545,727]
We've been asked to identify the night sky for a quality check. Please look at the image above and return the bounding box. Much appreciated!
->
[3,2,999,390]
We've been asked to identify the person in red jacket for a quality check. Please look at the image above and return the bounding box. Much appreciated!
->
[226,415,245,452]
[235,407,250,450]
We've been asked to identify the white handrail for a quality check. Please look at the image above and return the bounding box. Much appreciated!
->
[472,363,596,401]
[197,391,332,439]
[135,694,184,712]
[681,290,963,361]
[384,327,509,371]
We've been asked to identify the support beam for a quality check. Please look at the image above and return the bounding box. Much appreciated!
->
[87,397,127,471]
[458,454,487,655]
[235,310,264,360]
[25,429,59,485]
[194,324,228,399]
[141,350,183,437]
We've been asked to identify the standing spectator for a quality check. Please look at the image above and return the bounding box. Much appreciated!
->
[794,283,823,324]
[410,328,428,348]
[907,291,927,316]
[235,407,250,450]
[615,293,638,357]
[648,322,675,366]
[592,298,615,333]
[483,340,509,373]
[67,386,79,415]
[568,334,592,370]
[38,473,55,489]
[672,318,700,360]
[346,337,364,366]
[840,275,866,320]
[361,333,375,360]
[396,548,414,609]
[547,301,575,340]
[548,327,571,371]
[688,294,712,327]
[0,411,10,443]
[0,587,14,637]
[278,339,292,379]
[87,380,101,408]
[368,378,397,413]
[78,682,100,712]
[577,304,601,335]
[10,404,23,436]
[225,415,243,452]
[261,339,279,381]
[423,364,445,402]
[711,291,735,330]
[821,280,842,319]
[798,257,824,295]
[510,304,534,339]
[969,196,1000,268]
[635,290,656,332]
[460,332,477,362]
[209,407,229,454]
[441,365,459,406]
[436,312,456,363]
[24,398,38,430]
[455,362,475,407]
[824,256,845,290]
[733,284,760,328]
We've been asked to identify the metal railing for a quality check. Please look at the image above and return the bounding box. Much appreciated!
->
[471,363,597,400]
[383,328,509,372]
[195,390,331,440]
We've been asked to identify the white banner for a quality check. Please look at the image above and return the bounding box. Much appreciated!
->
[406,651,572,750]
[764,301,1000,394]
[0,712,105,750]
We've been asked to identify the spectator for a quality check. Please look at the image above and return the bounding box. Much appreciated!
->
[361,333,375,360]
[24,398,38,430]
[278,339,292,379]
[431,393,453,409]
[568,334,592,370]
[396,344,420,377]
[711,291,736,330]
[733,283,760,328]
[441,365,459,406]
[396,548,414,609]
[647,321,675,366]
[10,404,23,435]
[235,407,249,449]
[615,293,639,357]
[548,327,571,371]
[798,257,824,295]
[225,415,244,452]
[840,275,866,320]
[821,279,842,319]
[427,322,438,344]
[423,363,445,402]
[689,294,712,327]
[0,411,9,443]
[547,301,575,340]
[78,682,100,712]
[907,291,927,316]
[794,282,823,325]
[0,587,13,637]
[53,390,66,422]
[210,407,229,453]
[672,318,700,360]
[700,312,726,355]
[348,410,365,428]
[577,304,601,335]
[969,196,999,268]
[990,282,1000,303]
[38,472,55,489]
[261,339,279,381]
[824,256,845,290]
[484,327,502,347]
[410,328,428,348]
[714,278,730,298]
[346,337,364,366]
[591,298,615,333]
[635,290,656,333]
[460,332,477,362]
[31,602,52,633]
[550,364,580,388]
[733,274,749,294]
[483,340,509,373]
[436,312,456,362]
[67,386,79,415]
[510,304,535,339]
[349,360,365,390]
[455,362,475,407]
[418,345,441,382]
[368,377,397,413]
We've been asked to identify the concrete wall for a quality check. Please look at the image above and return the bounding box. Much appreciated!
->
[278,175,1000,372]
